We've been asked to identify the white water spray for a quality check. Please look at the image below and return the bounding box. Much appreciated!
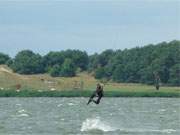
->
[81,117,116,132]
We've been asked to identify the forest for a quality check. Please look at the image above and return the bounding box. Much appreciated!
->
[0,40,179,86]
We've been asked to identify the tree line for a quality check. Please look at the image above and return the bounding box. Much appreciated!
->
[0,40,179,86]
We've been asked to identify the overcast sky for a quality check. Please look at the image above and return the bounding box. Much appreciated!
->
[0,0,179,57]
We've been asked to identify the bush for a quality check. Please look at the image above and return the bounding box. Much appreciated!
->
[168,64,180,86]
[60,58,76,77]
[11,50,45,74]
[49,65,61,77]
[112,64,125,82]
[95,67,105,79]
[0,53,10,64]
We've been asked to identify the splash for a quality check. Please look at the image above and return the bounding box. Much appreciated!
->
[17,109,29,117]
[81,117,116,132]
[18,113,29,117]
[68,103,75,106]
[18,109,26,113]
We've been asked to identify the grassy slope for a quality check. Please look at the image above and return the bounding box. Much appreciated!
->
[0,65,179,97]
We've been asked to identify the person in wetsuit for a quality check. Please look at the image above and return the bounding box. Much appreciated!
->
[87,83,104,105]
[154,72,160,90]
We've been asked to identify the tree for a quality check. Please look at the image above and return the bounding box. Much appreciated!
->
[168,64,180,86]
[4,40,180,86]
[42,51,64,72]
[0,53,10,64]
[43,50,89,72]
[95,67,106,79]
[138,67,154,84]
[11,50,44,74]
[88,53,99,72]
[70,50,89,70]
[6,59,13,67]
[90,40,180,86]
[49,65,61,77]
[112,64,126,82]
[60,58,76,77]
[98,49,114,67]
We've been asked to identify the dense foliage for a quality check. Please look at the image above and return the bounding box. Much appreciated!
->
[0,53,10,64]
[9,50,45,74]
[7,49,88,77]
[1,40,179,86]
[43,50,88,77]
[90,40,180,86]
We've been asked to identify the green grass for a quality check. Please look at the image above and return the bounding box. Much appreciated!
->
[0,65,179,97]
[0,89,179,97]
[0,89,91,97]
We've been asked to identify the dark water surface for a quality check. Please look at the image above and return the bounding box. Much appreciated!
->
[0,98,179,135]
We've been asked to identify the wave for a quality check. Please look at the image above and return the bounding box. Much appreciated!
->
[18,109,26,113]
[18,113,29,117]
[68,102,75,106]
[57,104,63,107]
[80,117,116,132]
[17,109,29,117]
[118,128,177,134]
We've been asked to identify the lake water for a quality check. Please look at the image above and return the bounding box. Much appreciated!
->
[0,98,179,135]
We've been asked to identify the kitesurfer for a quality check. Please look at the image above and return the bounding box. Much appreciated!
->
[87,83,104,105]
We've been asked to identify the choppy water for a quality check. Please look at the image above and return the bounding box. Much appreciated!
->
[0,98,179,135]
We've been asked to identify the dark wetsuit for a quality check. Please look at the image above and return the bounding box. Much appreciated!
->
[154,74,160,90]
[87,84,104,105]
